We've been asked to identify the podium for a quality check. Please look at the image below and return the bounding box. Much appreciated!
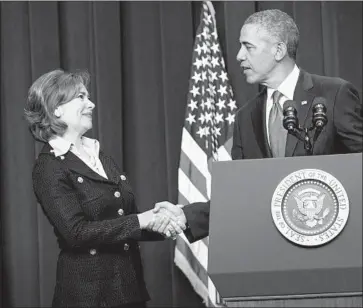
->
[208,153,362,307]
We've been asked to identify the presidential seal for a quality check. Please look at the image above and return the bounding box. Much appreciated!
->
[271,169,349,247]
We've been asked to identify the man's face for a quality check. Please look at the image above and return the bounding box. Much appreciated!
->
[236,23,278,86]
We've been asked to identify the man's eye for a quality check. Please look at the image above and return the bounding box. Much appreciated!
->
[78,94,85,99]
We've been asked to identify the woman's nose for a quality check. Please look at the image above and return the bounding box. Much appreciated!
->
[87,100,95,110]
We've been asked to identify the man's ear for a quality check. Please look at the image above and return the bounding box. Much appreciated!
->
[274,42,288,61]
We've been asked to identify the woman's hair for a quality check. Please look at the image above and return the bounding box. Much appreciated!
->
[24,69,90,142]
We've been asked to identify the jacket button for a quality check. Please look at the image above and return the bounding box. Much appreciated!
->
[60,156,65,160]
[120,175,126,181]
[117,209,124,216]
[77,177,83,183]
[124,243,130,251]
[114,191,121,198]
[89,249,97,255]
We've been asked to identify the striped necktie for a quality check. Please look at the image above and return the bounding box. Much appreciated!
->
[268,90,287,157]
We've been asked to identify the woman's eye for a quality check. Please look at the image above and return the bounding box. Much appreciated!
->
[78,94,85,99]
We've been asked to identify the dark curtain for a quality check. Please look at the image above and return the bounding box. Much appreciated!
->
[0,1,361,307]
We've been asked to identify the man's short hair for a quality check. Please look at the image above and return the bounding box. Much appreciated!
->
[244,9,299,60]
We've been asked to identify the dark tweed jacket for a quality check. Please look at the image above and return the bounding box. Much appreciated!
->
[32,143,163,307]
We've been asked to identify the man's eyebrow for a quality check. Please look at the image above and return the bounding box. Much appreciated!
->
[240,41,255,46]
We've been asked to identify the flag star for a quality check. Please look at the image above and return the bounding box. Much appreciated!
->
[219,71,228,82]
[191,72,201,83]
[220,58,225,67]
[205,98,212,110]
[203,126,210,136]
[228,99,237,110]
[201,43,209,54]
[206,85,216,96]
[188,100,198,111]
[193,58,203,70]
[185,113,196,125]
[201,71,207,81]
[200,99,206,110]
[217,99,226,110]
[211,57,219,68]
[212,30,218,40]
[196,126,206,138]
[204,112,212,124]
[209,71,218,82]
[195,44,203,56]
[198,113,206,124]
[226,113,235,125]
[201,28,210,40]
[203,14,212,24]
[201,56,211,68]
[217,85,227,96]
[213,126,221,136]
[190,85,200,97]
[211,43,219,54]
[215,113,224,124]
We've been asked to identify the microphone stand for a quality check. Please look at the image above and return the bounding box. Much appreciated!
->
[287,126,314,155]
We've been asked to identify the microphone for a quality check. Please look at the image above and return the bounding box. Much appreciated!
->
[312,97,328,141]
[283,100,299,133]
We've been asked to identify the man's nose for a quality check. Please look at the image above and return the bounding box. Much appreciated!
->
[236,46,246,62]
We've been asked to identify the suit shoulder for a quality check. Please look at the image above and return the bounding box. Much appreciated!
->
[310,73,352,89]
[33,152,64,180]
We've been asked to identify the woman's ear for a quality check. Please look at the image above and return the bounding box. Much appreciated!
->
[274,42,288,61]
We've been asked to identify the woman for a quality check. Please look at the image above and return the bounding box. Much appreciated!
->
[24,69,184,308]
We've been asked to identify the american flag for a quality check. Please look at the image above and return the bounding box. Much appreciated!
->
[174,1,237,306]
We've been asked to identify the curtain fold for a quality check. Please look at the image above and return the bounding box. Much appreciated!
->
[1,1,361,307]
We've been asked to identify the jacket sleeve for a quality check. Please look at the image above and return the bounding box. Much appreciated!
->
[33,157,145,248]
[231,112,244,159]
[182,201,210,243]
[334,81,363,153]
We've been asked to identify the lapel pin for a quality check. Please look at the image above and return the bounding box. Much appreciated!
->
[301,100,307,105]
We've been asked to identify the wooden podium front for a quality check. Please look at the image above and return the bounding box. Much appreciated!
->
[208,153,362,307]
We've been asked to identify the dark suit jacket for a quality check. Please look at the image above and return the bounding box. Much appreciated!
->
[33,143,163,307]
[183,70,362,243]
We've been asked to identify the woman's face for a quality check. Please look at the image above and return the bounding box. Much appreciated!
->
[57,84,95,136]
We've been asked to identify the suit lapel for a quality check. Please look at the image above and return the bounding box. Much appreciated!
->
[285,70,316,157]
[99,152,121,184]
[251,89,271,158]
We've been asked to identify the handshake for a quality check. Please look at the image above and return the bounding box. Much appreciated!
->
[137,201,187,239]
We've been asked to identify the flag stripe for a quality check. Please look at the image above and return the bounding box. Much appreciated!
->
[216,144,232,161]
[174,247,209,302]
[178,233,209,270]
[178,192,189,207]
[178,169,208,203]
[179,150,209,200]
[175,237,208,286]
[181,128,211,183]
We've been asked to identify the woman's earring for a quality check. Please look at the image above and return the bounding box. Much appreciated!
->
[54,108,61,117]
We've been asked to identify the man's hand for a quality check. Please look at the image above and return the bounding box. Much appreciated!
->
[151,201,187,237]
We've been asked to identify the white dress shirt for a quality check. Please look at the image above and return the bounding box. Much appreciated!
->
[266,65,300,146]
[49,136,108,179]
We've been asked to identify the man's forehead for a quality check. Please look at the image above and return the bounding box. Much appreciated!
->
[240,23,268,38]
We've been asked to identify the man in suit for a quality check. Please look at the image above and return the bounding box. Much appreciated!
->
[151,9,362,242]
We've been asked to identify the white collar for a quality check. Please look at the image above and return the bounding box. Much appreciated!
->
[267,64,300,101]
[48,136,100,157]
